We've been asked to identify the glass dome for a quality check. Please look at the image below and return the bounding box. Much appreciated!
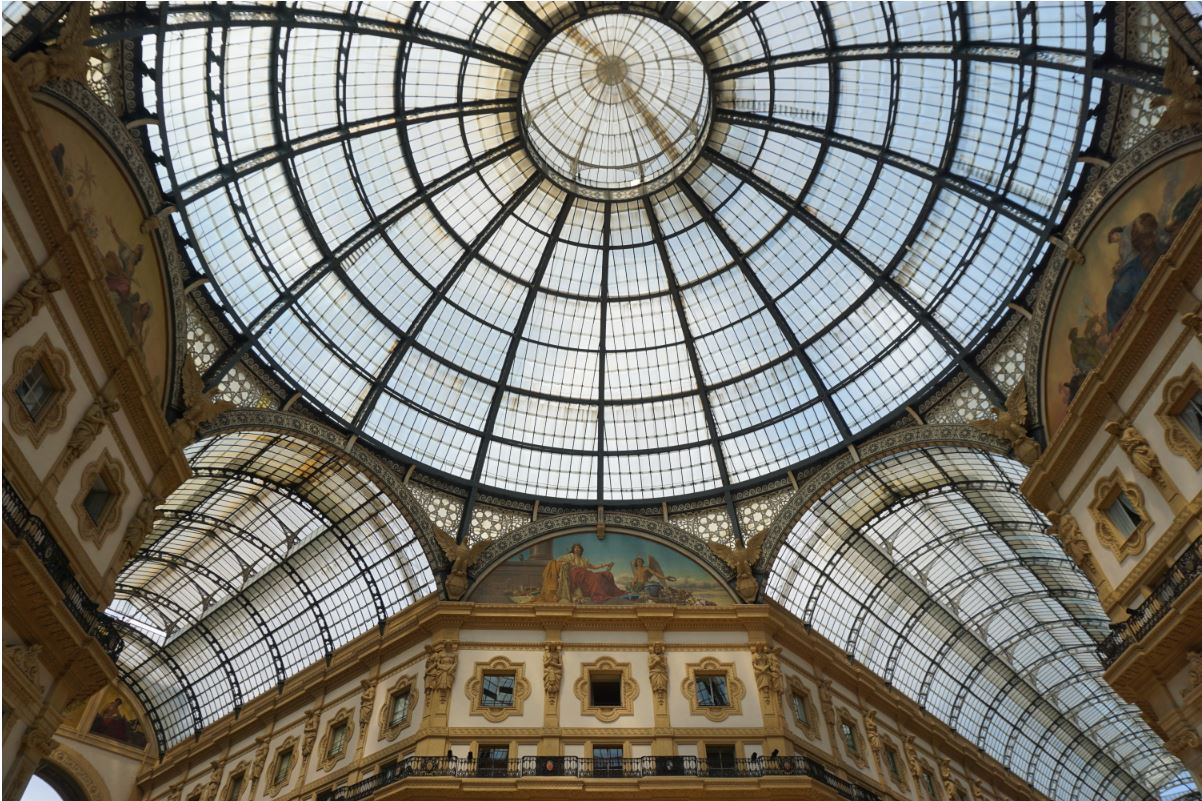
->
[131,2,1102,501]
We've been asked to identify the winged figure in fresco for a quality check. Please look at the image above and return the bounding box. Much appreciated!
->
[630,554,676,594]
[171,357,236,446]
[969,378,1041,467]
[1152,44,1202,131]
[433,526,491,601]
[706,529,766,603]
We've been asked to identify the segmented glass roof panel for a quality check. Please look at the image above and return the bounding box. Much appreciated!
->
[766,448,1189,801]
[108,431,436,747]
[132,2,1101,501]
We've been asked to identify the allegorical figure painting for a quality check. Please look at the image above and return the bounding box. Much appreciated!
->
[33,102,170,404]
[1044,147,1202,434]
[470,532,734,606]
[89,689,148,748]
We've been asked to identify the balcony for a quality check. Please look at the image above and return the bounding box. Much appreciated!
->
[1099,537,1202,666]
[327,755,882,801]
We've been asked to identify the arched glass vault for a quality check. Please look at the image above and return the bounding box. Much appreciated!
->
[92,1,1109,506]
[767,447,1185,801]
[108,430,436,749]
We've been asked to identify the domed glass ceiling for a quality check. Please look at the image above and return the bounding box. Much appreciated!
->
[131,1,1102,501]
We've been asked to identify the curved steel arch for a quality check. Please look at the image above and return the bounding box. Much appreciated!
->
[111,623,203,746]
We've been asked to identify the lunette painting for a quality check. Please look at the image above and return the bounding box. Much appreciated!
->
[468,531,734,605]
[1043,145,1202,435]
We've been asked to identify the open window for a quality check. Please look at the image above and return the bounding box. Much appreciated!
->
[573,657,638,722]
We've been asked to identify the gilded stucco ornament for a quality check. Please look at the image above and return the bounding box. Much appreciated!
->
[648,643,669,706]
[202,760,223,801]
[3,273,62,337]
[300,709,319,757]
[969,379,1041,466]
[117,493,161,566]
[1152,44,1202,131]
[543,643,562,704]
[15,5,102,90]
[4,644,42,686]
[54,394,119,481]
[248,737,269,795]
[705,529,766,602]
[358,680,375,736]
[750,643,784,701]
[423,640,458,700]
[432,526,490,601]
[1104,419,1170,491]
[172,357,236,447]
[1046,509,1102,585]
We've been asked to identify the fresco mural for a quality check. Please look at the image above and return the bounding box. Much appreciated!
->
[33,101,171,405]
[469,531,734,606]
[89,687,148,748]
[1044,146,1202,434]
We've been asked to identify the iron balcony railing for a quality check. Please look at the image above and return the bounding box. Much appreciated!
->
[1099,537,1202,666]
[2,478,124,657]
[324,755,882,801]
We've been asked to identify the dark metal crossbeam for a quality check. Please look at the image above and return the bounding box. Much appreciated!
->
[704,147,1005,406]
[111,623,202,749]
[508,1,550,38]
[714,108,1050,233]
[456,192,577,543]
[200,137,523,388]
[710,40,1163,90]
[643,196,746,547]
[90,4,527,70]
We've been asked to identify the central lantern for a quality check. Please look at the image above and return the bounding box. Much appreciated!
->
[520,12,711,199]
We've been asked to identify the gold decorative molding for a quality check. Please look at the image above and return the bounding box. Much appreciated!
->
[423,640,458,701]
[3,273,62,338]
[751,643,784,702]
[71,449,126,544]
[5,333,74,447]
[542,643,562,706]
[573,656,639,723]
[248,737,269,796]
[1103,417,1179,506]
[316,707,354,772]
[785,676,818,740]
[265,735,297,798]
[46,742,113,801]
[878,733,910,792]
[1156,363,1202,469]
[680,656,745,722]
[378,673,416,743]
[836,708,868,769]
[1088,470,1153,561]
[220,761,248,801]
[358,679,375,737]
[1046,509,1111,596]
[648,642,668,708]
[432,526,490,600]
[969,378,1040,466]
[705,530,766,601]
[54,393,119,482]
[465,656,530,723]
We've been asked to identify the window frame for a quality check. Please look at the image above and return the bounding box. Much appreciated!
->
[4,335,73,447]
[466,657,530,722]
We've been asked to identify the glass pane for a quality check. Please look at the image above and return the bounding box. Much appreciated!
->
[388,692,410,726]
[696,675,730,707]
[481,674,515,707]
[16,362,53,420]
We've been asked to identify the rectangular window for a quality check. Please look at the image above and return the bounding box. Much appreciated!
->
[695,675,730,707]
[592,745,623,777]
[1107,492,1143,536]
[477,745,509,777]
[326,721,348,759]
[225,772,243,801]
[840,720,859,755]
[790,693,809,725]
[705,744,737,777]
[16,361,53,420]
[884,746,901,781]
[272,748,293,786]
[388,690,410,727]
[83,475,113,525]
[1181,390,1202,441]
[480,673,516,707]
[590,673,622,707]
[921,769,936,799]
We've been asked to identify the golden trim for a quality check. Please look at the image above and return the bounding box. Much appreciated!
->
[1088,470,1152,561]
[71,449,126,545]
[378,673,416,743]
[316,707,354,772]
[5,333,74,447]
[1156,363,1202,469]
[680,657,745,722]
[464,656,530,723]
[220,763,247,801]
[785,676,818,740]
[572,656,639,723]
[879,735,909,792]
[836,708,868,769]
[265,736,297,798]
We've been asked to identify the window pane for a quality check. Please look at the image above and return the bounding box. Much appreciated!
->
[696,675,729,706]
[17,362,53,420]
[481,674,515,707]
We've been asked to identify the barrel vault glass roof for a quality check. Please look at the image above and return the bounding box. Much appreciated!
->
[107,430,435,748]
[767,447,1189,801]
[106,0,1105,503]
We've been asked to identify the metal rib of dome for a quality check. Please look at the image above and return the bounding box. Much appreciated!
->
[116,2,1102,502]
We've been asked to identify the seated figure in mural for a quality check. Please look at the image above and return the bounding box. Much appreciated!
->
[90,696,147,748]
[539,543,625,603]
